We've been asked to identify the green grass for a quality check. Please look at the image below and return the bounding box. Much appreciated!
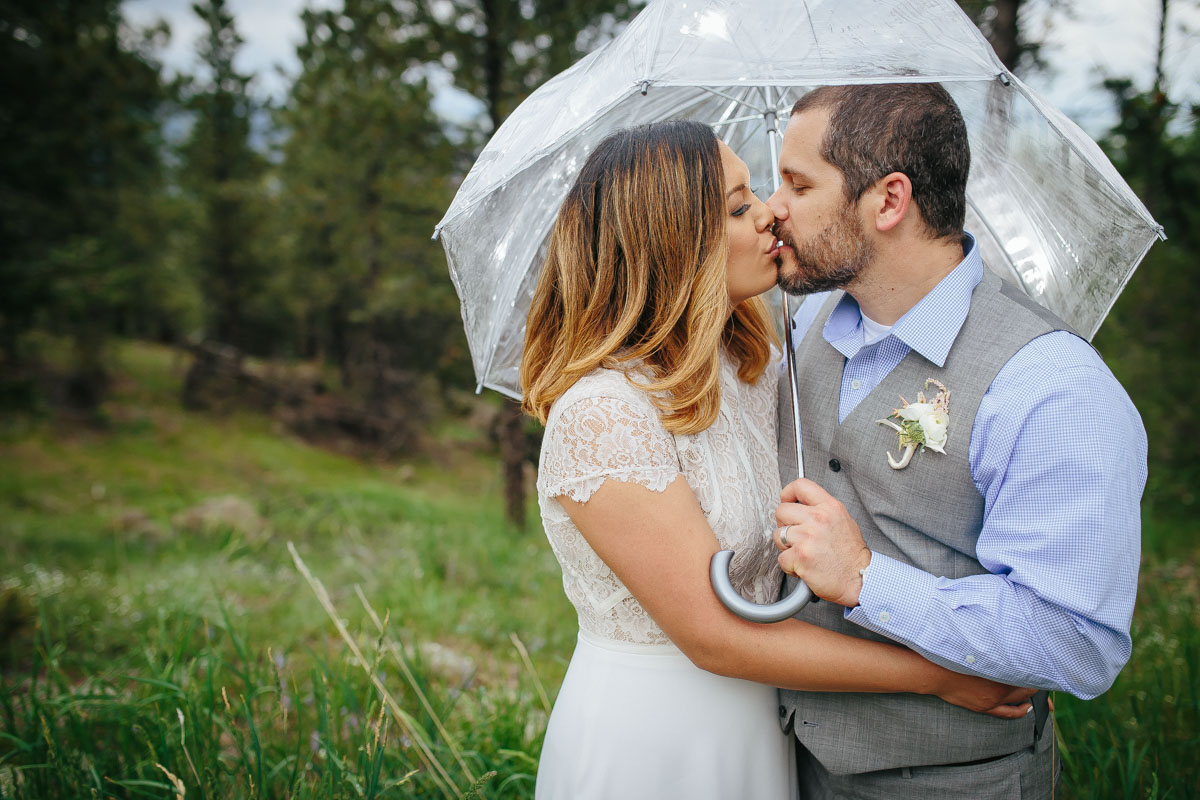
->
[1053,551,1199,799]
[1,340,1196,798]
[0,341,570,798]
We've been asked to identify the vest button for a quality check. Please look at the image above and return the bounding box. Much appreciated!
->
[778,704,788,718]
[828,458,842,472]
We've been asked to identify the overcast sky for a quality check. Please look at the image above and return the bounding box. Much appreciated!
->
[123,0,1200,135]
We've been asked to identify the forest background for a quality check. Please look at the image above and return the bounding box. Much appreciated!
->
[0,0,1196,797]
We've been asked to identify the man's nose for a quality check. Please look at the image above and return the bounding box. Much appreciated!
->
[766,186,788,219]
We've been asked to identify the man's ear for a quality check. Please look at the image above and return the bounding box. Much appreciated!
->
[872,171,913,233]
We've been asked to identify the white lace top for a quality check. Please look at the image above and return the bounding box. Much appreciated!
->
[536,351,784,645]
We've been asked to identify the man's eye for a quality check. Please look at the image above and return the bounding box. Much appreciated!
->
[731,203,751,217]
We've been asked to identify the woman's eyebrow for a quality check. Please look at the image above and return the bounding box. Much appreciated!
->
[725,182,748,199]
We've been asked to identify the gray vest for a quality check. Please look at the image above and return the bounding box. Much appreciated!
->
[777,269,1071,775]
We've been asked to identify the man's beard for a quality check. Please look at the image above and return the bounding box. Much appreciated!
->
[775,201,873,295]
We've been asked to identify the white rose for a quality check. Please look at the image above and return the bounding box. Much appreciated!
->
[897,402,934,421]
[919,410,949,453]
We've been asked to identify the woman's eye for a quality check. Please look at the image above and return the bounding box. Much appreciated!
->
[731,203,751,217]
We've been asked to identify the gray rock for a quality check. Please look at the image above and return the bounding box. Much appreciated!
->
[112,508,169,544]
[172,495,267,539]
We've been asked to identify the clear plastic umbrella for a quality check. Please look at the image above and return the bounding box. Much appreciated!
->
[434,0,1164,622]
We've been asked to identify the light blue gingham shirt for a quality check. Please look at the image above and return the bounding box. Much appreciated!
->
[789,234,1146,699]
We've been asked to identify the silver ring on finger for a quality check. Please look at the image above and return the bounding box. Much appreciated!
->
[780,525,790,547]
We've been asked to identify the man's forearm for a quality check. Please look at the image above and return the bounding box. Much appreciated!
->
[845,552,1132,699]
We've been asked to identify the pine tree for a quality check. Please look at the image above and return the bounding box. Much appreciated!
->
[177,0,270,352]
[272,0,461,447]
[0,0,168,410]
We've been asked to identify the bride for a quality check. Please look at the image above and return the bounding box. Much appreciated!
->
[520,120,1034,798]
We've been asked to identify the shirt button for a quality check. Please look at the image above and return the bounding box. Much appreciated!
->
[878,612,891,623]
[828,458,841,472]
[965,655,976,665]
[850,379,862,390]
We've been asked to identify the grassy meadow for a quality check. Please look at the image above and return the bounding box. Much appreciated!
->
[0,341,1196,798]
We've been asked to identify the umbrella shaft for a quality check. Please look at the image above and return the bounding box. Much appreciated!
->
[763,87,805,483]
[781,294,805,481]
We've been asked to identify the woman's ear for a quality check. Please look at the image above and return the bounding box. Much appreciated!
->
[872,171,912,233]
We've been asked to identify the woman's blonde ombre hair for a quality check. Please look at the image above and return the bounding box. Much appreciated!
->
[521,120,777,435]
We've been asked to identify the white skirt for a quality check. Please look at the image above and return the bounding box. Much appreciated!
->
[535,630,796,799]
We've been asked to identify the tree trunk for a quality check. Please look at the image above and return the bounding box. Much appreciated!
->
[481,0,504,131]
[480,0,527,529]
[499,399,527,529]
[66,327,108,415]
[988,0,1021,71]
[330,298,353,389]
[1153,0,1169,95]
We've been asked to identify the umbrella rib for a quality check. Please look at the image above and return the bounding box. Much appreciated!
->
[965,194,1018,282]
[700,86,766,114]
[711,113,767,128]
[712,96,742,127]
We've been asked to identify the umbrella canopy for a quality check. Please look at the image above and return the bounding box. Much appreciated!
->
[435,0,1163,401]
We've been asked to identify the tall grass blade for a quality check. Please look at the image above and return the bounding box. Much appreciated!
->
[353,584,477,783]
[288,541,461,799]
[155,763,186,799]
[509,633,551,716]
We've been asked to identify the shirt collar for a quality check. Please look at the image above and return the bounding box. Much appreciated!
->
[821,232,982,367]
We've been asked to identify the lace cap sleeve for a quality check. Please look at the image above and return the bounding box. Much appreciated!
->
[538,393,681,504]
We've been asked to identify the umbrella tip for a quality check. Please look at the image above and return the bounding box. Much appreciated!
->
[640,80,650,96]
[431,226,442,241]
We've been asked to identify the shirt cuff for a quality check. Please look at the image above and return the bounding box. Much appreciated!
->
[845,552,941,642]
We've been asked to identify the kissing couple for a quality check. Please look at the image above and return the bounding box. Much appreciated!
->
[520,83,1146,799]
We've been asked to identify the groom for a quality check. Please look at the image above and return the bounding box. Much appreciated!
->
[767,83,1146,798]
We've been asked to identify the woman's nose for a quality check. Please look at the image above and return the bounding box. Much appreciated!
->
[753,197,774,232]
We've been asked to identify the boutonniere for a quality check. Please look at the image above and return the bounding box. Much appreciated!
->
[876,378,951,470]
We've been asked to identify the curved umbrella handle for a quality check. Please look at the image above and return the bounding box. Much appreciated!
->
[709,550,813,623]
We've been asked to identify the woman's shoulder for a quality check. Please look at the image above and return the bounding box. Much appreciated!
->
[546,365,662,431]
[538,366,680,502]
